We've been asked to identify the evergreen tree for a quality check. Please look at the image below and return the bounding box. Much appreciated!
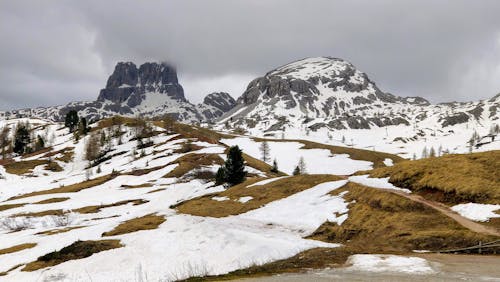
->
[78,117,88,135]
[429,147,436,157]
[65,110,79,133]
[35,135,45,151]
[421,146,428,158]
[215,167,226,185]
[271,158,279,173]
[293,165,301,175]
[259,141,270,163]
[224,146,247,185]
[13,123,31,155]
[0,126,10,159]
[298,157,307,174]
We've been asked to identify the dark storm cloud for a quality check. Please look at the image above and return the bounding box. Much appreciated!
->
[1,0,500,110]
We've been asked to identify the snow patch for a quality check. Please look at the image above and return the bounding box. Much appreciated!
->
[451,203,500,222]
[346,254,435,274]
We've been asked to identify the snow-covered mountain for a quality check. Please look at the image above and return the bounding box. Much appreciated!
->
[2,62,234,123]
[218,57,500,158]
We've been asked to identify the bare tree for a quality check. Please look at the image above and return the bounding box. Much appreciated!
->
[259,141,270,163]
[0,126,10,159]
[85,133,101,163]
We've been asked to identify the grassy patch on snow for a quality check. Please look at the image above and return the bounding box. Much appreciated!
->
[0,203,25,212]
[4,160,47,175]
[35,226,84,236]
[309,182,497,253]
[33,197,70,204]
[176,174,343,217]
[253,137,403,169]
[22,240,122,272]
[74,199,148,214]
[365,150,500,204]
[164,153,224,178]
[0,243,37,256]
[102,213,166,236]
[9,174,117,201]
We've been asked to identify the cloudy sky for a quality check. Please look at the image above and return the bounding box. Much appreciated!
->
[1,0,500,110]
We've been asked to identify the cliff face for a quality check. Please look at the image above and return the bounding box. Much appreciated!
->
[97,62,185,107]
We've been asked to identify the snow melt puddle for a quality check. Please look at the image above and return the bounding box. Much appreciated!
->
[346,254,435,274]
[348,175,411,193]
[451,203,500,222]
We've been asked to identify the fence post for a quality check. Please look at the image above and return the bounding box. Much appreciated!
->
[479,241,482,254]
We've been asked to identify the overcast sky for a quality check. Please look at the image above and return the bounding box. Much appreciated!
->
[1,0,500,110]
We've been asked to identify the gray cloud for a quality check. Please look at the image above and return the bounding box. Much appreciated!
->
[1,0,500,110]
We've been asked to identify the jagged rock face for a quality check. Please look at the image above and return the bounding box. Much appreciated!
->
[220,57,499,135]
[197,92,236,122]
[3,61,237,123]
[98,62,185,106]
[203,92,236,112]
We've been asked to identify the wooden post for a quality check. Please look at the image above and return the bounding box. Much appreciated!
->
[479,241,482,254]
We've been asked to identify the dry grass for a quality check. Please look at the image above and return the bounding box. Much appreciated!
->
[242,152,286,177]
[183,247,353,281]
[4,160,47,175]
[253,137,403,169]
[44,161,63,172]
[22,240,122,271]
[13,209,65,217]
[164,153,224,178]
[35,226,84,236]
[153,120,225,144]
[0,243,37,256]
[9,174,116,201]
[120,183,153,189]
[366,150,500,204]
[0,203,25,212]
[42,147,74,163]
[309,182,496,253]
[176,174,343,217]
[102,213,166,236]
[74,199,148,214]
[21,147,53,159]
[0,264,23,276]
[33,197,70,204]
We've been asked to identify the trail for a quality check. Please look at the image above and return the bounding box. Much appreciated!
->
[377,187,500,237]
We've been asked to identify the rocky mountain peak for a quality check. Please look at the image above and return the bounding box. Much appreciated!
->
[203,92,236,112]
[98,61,185,106]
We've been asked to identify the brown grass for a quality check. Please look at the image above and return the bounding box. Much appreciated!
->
[0,243,37,255]
[13,209,65,217]
[21,147,53,159]
[4,160,47,175]
[120,183,153,189]
[366,151,500,204]
[33,197,70,204]
[9,174,116,201]
[0,264,23,276]
[74,199,148,214]
[22,240,122,271]
[309,182,496,253]
[183,247,353,281]
[102,213,166,236]
[253,137,404,169]
[36,226,84,235]
[164,153,224,178]
[176,175,343,217]
[0,203,25,212]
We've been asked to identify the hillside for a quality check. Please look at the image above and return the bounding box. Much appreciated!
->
[217,57,500,159]
[0,116,498,280]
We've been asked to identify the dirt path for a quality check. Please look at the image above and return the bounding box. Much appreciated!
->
[379,188,500,237]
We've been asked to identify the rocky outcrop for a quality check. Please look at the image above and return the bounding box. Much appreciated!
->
[197,92,236,122]
[97,62,185,106]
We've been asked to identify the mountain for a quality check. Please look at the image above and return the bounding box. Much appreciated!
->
[218,57,500,158]
[2,62,234,123]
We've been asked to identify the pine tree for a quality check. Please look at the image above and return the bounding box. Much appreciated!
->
[421,146,428,159]
[271,158,279,173]
[65,110,79,133]
[215,167,226,185]
[259,141,270,163]
[13,123,31,155]
[78,117,88,135]
[298,157,307,174]
[0,126,10,159]
[293,165,301,175]
[429,147,436,157]
[35,135,45,151]
[224,146,247,185]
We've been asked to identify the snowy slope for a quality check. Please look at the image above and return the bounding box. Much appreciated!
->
[217,57,500,158]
